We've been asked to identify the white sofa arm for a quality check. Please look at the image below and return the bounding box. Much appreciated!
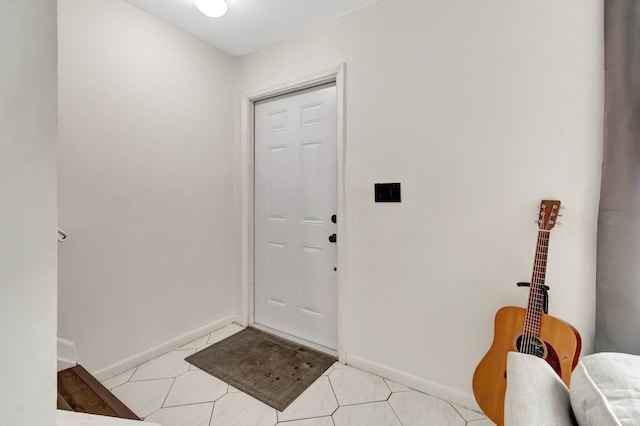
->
[570,352,640,425]
[504,352,576,426]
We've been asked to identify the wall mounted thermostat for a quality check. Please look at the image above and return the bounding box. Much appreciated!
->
[375,183,401,202]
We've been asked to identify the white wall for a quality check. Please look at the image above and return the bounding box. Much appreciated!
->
[0,2,58,425]
[58,0,238,372]
[238,0,603,406]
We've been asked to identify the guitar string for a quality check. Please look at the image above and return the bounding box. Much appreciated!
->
[524,231,538,353]
[524,231,540,354]
[528,231,548,353]
[525,232,539,354]
[523,204,557,353]
[533,231,549,353]
[524,231,536,353]
[523,226,550,354]
[532,233,547,352]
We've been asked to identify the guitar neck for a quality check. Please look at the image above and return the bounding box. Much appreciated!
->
[523,230,550,336]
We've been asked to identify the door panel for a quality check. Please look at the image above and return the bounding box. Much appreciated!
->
[254,83,337,350]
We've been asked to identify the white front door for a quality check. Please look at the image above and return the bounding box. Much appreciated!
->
[254,83,337,350]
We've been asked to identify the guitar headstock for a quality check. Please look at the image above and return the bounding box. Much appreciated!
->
[537,200,562,231]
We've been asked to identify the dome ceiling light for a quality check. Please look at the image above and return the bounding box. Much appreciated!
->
[195,0,228,18]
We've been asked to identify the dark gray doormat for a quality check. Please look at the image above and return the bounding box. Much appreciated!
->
[184,327,336,411]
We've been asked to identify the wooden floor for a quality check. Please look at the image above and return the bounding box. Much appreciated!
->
[58,365,141,421]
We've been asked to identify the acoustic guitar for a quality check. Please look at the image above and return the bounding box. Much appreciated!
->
[472,200,581,426]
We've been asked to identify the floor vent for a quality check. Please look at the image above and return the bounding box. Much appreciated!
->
[57,365,141,421]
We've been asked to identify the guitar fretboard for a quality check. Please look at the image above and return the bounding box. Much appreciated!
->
[523,230,549,337]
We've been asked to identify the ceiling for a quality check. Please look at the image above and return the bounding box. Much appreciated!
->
[122,0,379,57]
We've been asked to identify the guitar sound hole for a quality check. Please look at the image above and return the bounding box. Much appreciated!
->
[515,334,547,358]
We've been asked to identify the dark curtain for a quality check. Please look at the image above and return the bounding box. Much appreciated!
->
[596,0,640,354]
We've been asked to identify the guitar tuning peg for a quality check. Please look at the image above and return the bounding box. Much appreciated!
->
[560,206,566,210]
[556,222,562,226]
[534,220,541,224]
[557,214,563,218]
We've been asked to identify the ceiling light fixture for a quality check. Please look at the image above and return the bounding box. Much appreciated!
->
[195,0,228,18]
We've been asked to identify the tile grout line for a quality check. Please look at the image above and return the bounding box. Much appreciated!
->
[448,401,467,423]
[159,376,177,410]
[129,351,195,383]
[278,413,335,423]
[121,366,137,385]
[450,402,488,424]
[275,416,332,425]
[332,398,394,409]
[450,403,470,423]
[382,377,394,395]
[162,400,221,410]
[274,376,336,422]
[130,352,191,381]
[178,333,212,351]
[208,400,216,426]
[386,396,405,426]
[156,368,231,410]
[103,365,139,391]
[383,378,413,393]
[142,378,184,425]
[326,373,341,414]
[124,376,179,385]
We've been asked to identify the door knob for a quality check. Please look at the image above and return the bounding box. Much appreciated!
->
[329,234,337,243]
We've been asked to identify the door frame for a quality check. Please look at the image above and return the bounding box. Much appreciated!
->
[239,64,347,361]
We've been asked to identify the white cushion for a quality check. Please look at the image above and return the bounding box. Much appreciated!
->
[570,352,640,426]
[504,352,576,426]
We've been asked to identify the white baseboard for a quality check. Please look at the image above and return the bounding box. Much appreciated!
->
[58,338,76,371]
[93,315,240,382]
[345,353,481,412]
[58,359,76,372]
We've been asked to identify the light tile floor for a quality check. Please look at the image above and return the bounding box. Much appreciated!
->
[103,324,494,426]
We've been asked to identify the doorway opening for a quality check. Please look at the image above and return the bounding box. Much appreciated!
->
[239,65,347,360]
[254,82,338,352]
